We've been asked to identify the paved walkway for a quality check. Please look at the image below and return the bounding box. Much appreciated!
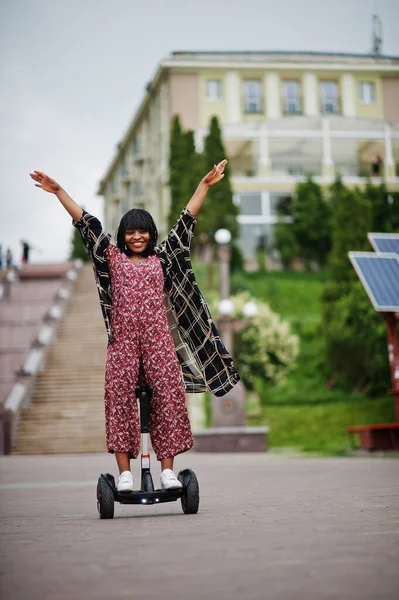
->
[1,453,398,600]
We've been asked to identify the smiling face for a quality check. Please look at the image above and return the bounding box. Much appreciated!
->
[117,208,158,258]
[124,228,150,255]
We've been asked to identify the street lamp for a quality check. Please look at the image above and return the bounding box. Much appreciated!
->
[214,229,259,351]
[242,301,258,319]
[215,228,234,353]
[214,228,232,245]
[218,298,234,317]
[194,229,268,450]
[213,228,246,428]
[214,228,232,302]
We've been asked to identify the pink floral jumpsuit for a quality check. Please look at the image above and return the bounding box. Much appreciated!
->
[104,244,194,460]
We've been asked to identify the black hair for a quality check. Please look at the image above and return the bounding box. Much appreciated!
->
[116,209,158,258]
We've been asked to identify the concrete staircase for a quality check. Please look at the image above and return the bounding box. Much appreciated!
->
[14,265,108,454]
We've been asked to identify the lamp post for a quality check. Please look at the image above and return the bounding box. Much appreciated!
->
[215,227,259,351]
[213,229,259,428]
[215,228,234,356]
[192,230,268,451]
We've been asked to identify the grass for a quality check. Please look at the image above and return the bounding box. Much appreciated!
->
[258,398,396,455]
[193,263,396,454]
[231,269,327,323]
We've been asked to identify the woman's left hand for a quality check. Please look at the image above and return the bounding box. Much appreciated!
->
[202,159,227,186]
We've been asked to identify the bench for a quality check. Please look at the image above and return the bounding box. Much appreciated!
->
[347,423,399,451]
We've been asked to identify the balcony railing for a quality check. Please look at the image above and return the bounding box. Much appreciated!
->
[320,98,340,115]
[243,97,263,114]
[283,98,302,115]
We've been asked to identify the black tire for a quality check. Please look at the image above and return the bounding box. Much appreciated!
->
[97,475,114,519]
[178,469,200,514]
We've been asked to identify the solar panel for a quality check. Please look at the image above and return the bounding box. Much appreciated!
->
[368,233,399,256]
[348,252,399,312]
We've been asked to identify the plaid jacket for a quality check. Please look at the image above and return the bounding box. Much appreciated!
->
[73,209,240,397]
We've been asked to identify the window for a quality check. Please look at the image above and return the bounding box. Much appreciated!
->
[244,79,262,114]
[120,159,128,177]
[320,80,339,114]
[238,223,274,259]
[133,181,143,198]
[359,81,375,104]
[206,79,222,100]
[283,80,301,114]
[132,137,141,155]
[269,193,293,216]
[238,193,262,215]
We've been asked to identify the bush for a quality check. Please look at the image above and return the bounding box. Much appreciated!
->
[274,221,298,269]
[213,292,300,390]
[292,177,332,268]
[321,182,394,396]
[230,242,244,273]
[322,281,390,396]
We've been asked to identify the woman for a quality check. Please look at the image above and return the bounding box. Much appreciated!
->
[29,161,240,492]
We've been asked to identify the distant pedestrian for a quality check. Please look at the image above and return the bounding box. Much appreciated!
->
[20,240,41,263]
[21,240,31,264]
[371,154,383,177]
[0,245,3,269]
[6,248,13,268]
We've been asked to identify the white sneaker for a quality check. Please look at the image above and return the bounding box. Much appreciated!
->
[160,469,183,490]
[117,471,134,492]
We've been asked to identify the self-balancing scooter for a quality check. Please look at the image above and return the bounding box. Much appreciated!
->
[96,385,200,519]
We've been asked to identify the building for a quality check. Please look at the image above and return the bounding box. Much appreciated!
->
[98,51,399,263]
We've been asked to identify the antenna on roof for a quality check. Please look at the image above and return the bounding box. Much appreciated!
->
[371,14,383,55]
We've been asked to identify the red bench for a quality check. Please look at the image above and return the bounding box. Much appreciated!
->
[347,423,399,451]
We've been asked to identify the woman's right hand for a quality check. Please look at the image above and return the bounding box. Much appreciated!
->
[29,170,61,194]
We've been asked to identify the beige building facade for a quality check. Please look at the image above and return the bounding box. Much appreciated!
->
[98,51,399,261]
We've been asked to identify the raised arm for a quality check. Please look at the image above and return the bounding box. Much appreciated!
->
[186,159,227,217]
[29,170,83,222]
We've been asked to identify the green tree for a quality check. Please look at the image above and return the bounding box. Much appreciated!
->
[389,192,399,231]
[320,184,391,395]
[328,175,345,213]
[200,116,239,241]
[181,130,204,211]
[364,181,391,233]
[274,221,298,269]
[168,117,204,229]
[291,177,332,268]
[322,281,389,395]
[168,115,187,228]
[328,187,372,285]
[322,186,372,322]
[70,226,90,262]
[230,242,244,273]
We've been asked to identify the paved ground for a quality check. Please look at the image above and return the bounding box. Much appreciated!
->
[1,452,398,600]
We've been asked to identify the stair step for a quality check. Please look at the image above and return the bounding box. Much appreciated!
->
[14,265,109,455]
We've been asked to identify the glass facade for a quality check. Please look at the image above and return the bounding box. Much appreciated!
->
[238,223,275,258]
[244,80,262,114]
[359,81,375,104]
[320,80,339,114]
[238,193,262,215]
[206,79,222,100]
[269,138,323,176]
[283,80,301,114]
[269,193,293,216]
[235,191,293,260]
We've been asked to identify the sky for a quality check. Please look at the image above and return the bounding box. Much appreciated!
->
[1,0,398,264]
